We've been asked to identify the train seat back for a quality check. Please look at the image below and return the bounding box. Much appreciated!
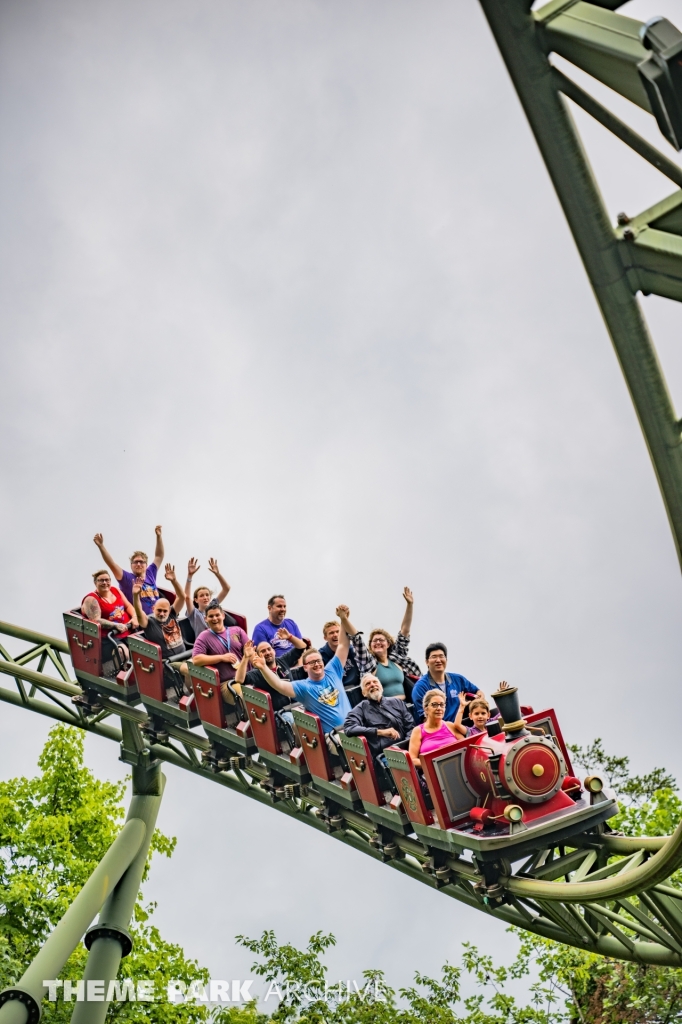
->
[129,635,165,702]
[64,612,102,678]
[339,734,385,807]
[226,611,247,633]
[179,617,196,647]
[384,746,433,826]
[243,687,281,756]
[188,663,224,728]
[291,709,334,781]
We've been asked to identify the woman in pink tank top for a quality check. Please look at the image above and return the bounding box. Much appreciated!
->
[408,688,460,767]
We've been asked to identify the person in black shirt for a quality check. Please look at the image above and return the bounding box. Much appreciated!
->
[234,639,308,711]
[319,619,362,706]
[344,674,415,761]
[132,568,189,698]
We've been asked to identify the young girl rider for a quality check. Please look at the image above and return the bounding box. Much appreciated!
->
[453,682,510,739]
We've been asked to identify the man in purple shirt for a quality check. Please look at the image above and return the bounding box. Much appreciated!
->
[93,527,164,615]
[192,603,250,698]
[251,595,303,656]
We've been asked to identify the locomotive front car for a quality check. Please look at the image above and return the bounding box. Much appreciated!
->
[388,685,617,864]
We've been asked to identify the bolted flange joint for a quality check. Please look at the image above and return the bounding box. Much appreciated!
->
[84,924,133,958]
[0,987,41,1023]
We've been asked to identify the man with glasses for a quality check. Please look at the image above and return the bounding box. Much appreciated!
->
[250,604,352,734]
[411,642,481,723]
[93,526,164,615]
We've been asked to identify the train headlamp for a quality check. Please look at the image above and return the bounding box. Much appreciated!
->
[584,775,604,794]
[504,804,524,823]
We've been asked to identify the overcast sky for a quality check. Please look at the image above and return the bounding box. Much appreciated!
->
[1,0,682,1002]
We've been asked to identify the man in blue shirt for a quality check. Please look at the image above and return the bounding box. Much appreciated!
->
[252,595,303,656]
[250,604,352,733]
[411,642,482,722]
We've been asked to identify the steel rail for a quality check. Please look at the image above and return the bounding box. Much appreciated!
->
[0,620,69,653]
[602,833,669,853]
[506,821,682,901]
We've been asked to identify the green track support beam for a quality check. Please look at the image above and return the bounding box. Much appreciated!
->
[70,753,164,1024]
[616,190,682,303]
[535,2,651,111]
[478,0,682,571]
[0,819,146,1023]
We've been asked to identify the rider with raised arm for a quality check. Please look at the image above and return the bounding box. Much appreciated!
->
[93,526,164,615]
[348,588,421,700]
[132,565,188,695]
[235,637,308,711]
[184,556,233,637]
[250,604,352,734]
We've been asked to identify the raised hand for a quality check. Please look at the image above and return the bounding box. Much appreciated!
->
[251,652,266,671]
[208,558,220,576]
[132,581,142,596]
[458,691,468,706]
[403,587,413,605]
[336,604,350,619]
[164,563,176,582]
[94,533,104,547]
[498,680,510,690]
[187,557,200,577]
[243,641,255,663]
[276,626,292,641]
[155,525,163,537]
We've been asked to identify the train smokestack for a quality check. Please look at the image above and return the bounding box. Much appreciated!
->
[491,685,527,739]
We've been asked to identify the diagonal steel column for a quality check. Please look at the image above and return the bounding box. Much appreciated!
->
[0,819,146,1024]
[478,0,682,570]
[69,750,165,1024]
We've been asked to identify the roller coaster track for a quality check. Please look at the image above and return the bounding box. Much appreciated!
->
[2,618,682,969]
[2,2,682,1007]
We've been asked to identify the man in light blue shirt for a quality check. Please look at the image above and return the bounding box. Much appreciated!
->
[250,604,352,733]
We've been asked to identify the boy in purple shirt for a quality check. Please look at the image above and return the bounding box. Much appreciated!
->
[93,527,164,615]
[252,595,302,655]
[192,603,250,689]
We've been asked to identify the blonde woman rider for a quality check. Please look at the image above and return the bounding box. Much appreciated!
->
[408,689,460,767]
[184,556,232,636]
